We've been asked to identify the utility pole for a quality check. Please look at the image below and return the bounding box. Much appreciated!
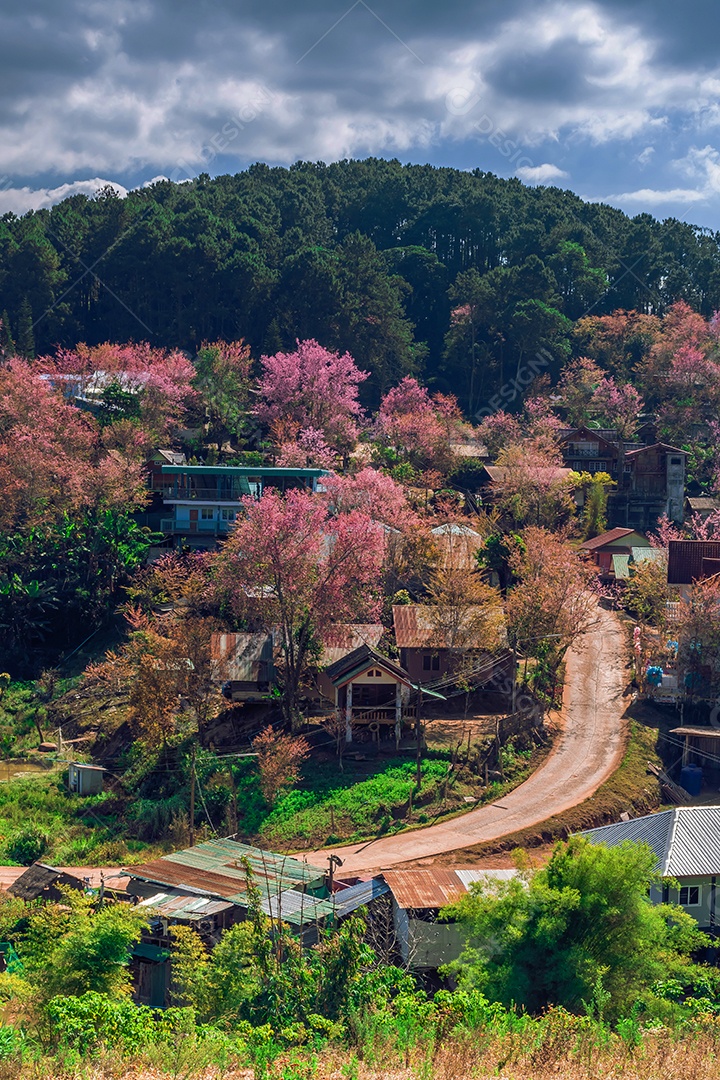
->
[511,633,518,715]
[189,744,196,847]
[415,686,423,787]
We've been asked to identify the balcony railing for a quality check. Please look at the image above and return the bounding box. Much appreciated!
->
[350,706,417,724]
[160,484,249,502]
[160,518,235,535]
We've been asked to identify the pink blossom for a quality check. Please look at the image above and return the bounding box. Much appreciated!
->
[258,339,368,453]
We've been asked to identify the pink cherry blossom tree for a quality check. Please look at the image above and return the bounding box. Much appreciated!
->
[212,488,384,728]
[258,339,368,457]
[275,426,340,470]
[39,341,198,442]
[590,377,643,438]
[374,377,466,472]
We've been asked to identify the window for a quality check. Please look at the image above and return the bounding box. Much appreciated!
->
[679,886,700,906]
[219,509,236,521]
[670,457,682,465]
[423,654,432,670]
[365,669,382,678]
[624,464,632,474]
[423,653,440,671]
[200,508,214,520]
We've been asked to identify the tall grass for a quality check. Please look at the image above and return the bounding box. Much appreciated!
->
[5,1012,720,1079]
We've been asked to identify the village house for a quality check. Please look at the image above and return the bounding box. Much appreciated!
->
[392,604,513,703]
[316,624,385,704]
[323,644,417,745]
[558,426,622,479]
[124,839,329,1006]
[557,428,687,529]
[582,807,720,933]
[578,527,652,580]
[382,868,518,970]
[157,464,330,547]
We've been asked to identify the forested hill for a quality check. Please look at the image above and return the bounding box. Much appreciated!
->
[2,158,720,410]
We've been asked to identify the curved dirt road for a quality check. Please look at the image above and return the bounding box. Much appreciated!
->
[302,605,628,873]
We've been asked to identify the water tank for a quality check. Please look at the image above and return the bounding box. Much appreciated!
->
[680,764,702,797]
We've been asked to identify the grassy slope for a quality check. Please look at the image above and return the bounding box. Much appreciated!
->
[234,739,547,850]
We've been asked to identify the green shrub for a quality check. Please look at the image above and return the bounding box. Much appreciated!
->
[46,993,160,1053]
[5,826,48,865]
[0,1026,23,1060]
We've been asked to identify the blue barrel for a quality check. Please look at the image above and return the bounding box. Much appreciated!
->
[680,765,702,796]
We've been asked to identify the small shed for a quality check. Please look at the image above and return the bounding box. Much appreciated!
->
[382,868,518,969]
[7,862,86,902]
[212,632,275,702]
[579,528,650,578]
[68,762,104,795]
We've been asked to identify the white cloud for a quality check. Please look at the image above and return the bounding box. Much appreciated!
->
[636,146,655,166]
[515,163,569,184]
[603,187,706,206]
[0,178,127,216]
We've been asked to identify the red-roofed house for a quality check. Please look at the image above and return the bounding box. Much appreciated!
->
[579,528,651,578]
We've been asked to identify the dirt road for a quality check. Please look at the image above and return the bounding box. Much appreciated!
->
[302,604,628,873]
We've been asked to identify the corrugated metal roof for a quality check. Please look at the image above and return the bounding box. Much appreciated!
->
[126,839,325,904]
[137,890,234,921]
[632,547,662,564]
[393,605,505,651]
[484,465,574,484]
[455,869,518,889]
[582,807,720,877]
[612,554,631,579]
[582,809,674,868]
[668,540,720,584]
[624,442,687,458]
[261,888,336,926]
[430,524,481,538]
[211,632,274,682]
[332,877,390,917]
[321,624,384,666]
[580,528,635,551]
[382,868,518,909]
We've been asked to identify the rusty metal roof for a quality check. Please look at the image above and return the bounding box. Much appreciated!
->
[321,624,384,666]
[392,604,504,651]
[211,632,274,682]
[483,465,574,484]
[382,868,516,909]
[126,839,325,905]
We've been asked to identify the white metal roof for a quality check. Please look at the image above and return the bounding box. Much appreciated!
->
[582,806,720,878]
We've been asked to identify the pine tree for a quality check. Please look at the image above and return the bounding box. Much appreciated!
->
[0,310,14,360]
[16,298,36,359]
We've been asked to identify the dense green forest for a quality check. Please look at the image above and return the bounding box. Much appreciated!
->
[3,158,720,409]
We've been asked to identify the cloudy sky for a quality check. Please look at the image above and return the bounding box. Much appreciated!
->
[3,0,720,227]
